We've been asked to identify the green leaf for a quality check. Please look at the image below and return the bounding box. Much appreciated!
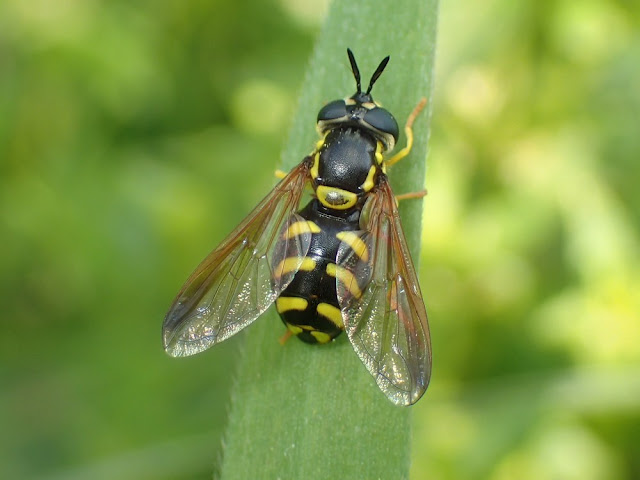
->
[219,1,439,478]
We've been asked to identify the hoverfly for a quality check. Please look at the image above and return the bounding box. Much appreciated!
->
[163,49,431,406]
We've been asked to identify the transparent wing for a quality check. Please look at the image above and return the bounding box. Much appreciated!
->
[163,160,312,357]
[336,179,431,405]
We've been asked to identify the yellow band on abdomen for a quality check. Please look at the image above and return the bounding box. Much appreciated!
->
[273,256,316,279]
[283,220,321,239]
[317,302,344,329]
[276,296,309,313]
[336,231,369,262]
[326,263,362,298]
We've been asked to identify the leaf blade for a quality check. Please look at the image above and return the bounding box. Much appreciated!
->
[220,1,439,478]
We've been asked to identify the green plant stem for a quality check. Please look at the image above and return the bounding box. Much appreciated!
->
[220,1,438,478]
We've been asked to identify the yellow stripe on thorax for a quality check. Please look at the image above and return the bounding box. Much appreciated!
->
[310,152,320,179]
[375,141,384,165]
[360,165,377,193]
[315,131,329,152]
[326,263,362,298]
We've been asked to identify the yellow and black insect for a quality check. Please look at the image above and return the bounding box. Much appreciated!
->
[163,49,431,406]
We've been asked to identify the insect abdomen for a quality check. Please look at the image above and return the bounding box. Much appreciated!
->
[276,200,363,344]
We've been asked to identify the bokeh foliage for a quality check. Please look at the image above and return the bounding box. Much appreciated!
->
[413,0,640,478]
[0,0,639,479]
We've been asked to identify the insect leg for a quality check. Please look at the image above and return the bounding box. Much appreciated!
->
[385,97,428,167]
[278,329,294,345]
[395,189,427,202]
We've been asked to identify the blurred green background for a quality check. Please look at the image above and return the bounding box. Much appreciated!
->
[1,0,639,479]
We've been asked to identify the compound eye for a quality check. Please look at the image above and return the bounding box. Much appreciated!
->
[363,107,399,141]
[317,99,348,122]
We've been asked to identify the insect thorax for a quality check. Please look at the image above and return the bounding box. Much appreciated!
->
[311,128,384,213]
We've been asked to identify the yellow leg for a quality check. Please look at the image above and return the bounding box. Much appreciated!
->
[274,169,287,179]
[385,97,428,167]
[396,189,428,202]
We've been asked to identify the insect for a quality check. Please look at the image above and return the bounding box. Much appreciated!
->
[163,49,431,406]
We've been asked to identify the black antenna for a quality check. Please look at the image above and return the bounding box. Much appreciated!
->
[347,48,361,93]
[366,55,390,94]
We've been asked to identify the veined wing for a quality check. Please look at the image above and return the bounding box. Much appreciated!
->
[336,178,431,405]
[163,160,312,357]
